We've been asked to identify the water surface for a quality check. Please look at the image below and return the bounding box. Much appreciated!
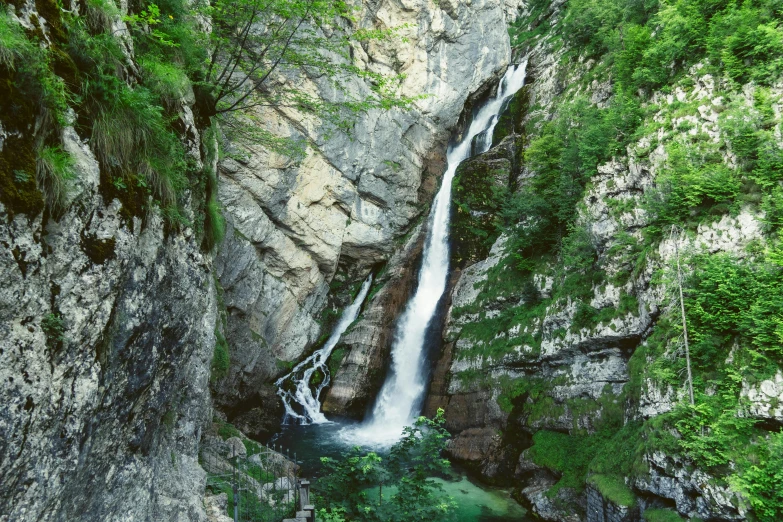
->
[272,422,533,522]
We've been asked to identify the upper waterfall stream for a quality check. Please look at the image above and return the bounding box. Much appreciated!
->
[346,61,529,445]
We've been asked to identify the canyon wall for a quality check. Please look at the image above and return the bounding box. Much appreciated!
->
[0,3,215,520]
[213,0,523,430]
[425,1,783,520]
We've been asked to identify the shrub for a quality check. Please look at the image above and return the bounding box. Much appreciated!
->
[41,313,66,349]
[644,141,741,234]
[211,328,230,382]
[734,431,783,521]
[36,146,75,215]
[0,8,69,123]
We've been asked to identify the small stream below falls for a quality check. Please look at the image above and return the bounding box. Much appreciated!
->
[271,62,532,520]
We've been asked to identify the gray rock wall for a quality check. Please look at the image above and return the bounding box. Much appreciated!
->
[0,2,215,520]
[0,127,215,521]
[214,0,521,419]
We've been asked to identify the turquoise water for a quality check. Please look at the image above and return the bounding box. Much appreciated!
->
[435,473,531,522]
[272,422,533,521]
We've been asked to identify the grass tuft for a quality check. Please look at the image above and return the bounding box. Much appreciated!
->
[36,145,75,215]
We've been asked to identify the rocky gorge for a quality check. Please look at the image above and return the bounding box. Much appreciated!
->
[2,0,782,521]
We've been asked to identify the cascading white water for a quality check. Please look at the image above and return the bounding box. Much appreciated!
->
[276,275,373,424]
[344,61,529,445]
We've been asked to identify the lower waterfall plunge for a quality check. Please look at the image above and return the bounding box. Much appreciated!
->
[276,275,374,424]
[344,61,529,445]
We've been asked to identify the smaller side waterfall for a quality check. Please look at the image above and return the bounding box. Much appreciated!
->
[275,275,373,424]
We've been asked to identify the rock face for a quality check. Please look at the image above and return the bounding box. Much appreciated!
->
[0,127,215,520]
[424,4,783,520]
[214,0,520,420]
[0,3,215,521]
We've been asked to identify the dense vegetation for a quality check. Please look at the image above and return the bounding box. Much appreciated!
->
[315,411,456,522]
[0,0,410,240]
[450,0,783,519]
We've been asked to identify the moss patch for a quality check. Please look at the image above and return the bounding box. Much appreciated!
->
[451,149,511,267]
[588,474,636,507]
[80,231,116,264]
[0,67,44,218]
[642,508,685,522]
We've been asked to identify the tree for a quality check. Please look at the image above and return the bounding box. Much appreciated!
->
[315,410,456,522]
[196,0,415,129]
[671,226,695,406]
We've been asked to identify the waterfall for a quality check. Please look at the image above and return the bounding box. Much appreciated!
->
[276,275,373,424]
[345,61,529,445]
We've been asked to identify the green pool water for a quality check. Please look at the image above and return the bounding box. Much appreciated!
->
[435,473,532,522]
[272,422,533,521]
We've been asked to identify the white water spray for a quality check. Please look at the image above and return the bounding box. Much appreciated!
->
[344,61,529,445]
[276,275,373,424]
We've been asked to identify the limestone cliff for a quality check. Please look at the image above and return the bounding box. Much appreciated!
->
[424,1,783,520]
[212,0,524,429]
[1,1,215,520]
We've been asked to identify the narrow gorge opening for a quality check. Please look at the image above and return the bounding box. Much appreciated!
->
[270,61,534,521]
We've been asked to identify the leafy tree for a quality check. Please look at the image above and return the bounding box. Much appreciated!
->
[315,410,456,522]
[192,0,416,130]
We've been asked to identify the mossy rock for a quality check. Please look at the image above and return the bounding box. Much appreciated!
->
[492,84,530,145]
[588,474,636,508]
[0,67,44,218]
[451,144,513,267]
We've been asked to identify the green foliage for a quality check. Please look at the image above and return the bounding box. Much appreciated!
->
[211,328,230,383]
[528,430,600,496]
[0,7,69,123]
[41,313,66,349]
[502,94,640,272]
[36,145,75,215]
[686,253,783,370]
[644,141,741,236]
[504,3,783,520]
[733,431,783,521]
[316,410,456,522]
[587,474,636,507]
[642,508,685,522]
[0,6,34,69]
[88,83,187,207]
[138,55,190,110]
[557,0,783,93]
[707,3,783,85]
[719,90,783,232]
[195,0,419,137]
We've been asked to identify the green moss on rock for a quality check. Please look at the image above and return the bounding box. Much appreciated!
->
[0,66,45,218]
[80,231,116,264]
[492,84,529,145]
[451,145,513,266]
